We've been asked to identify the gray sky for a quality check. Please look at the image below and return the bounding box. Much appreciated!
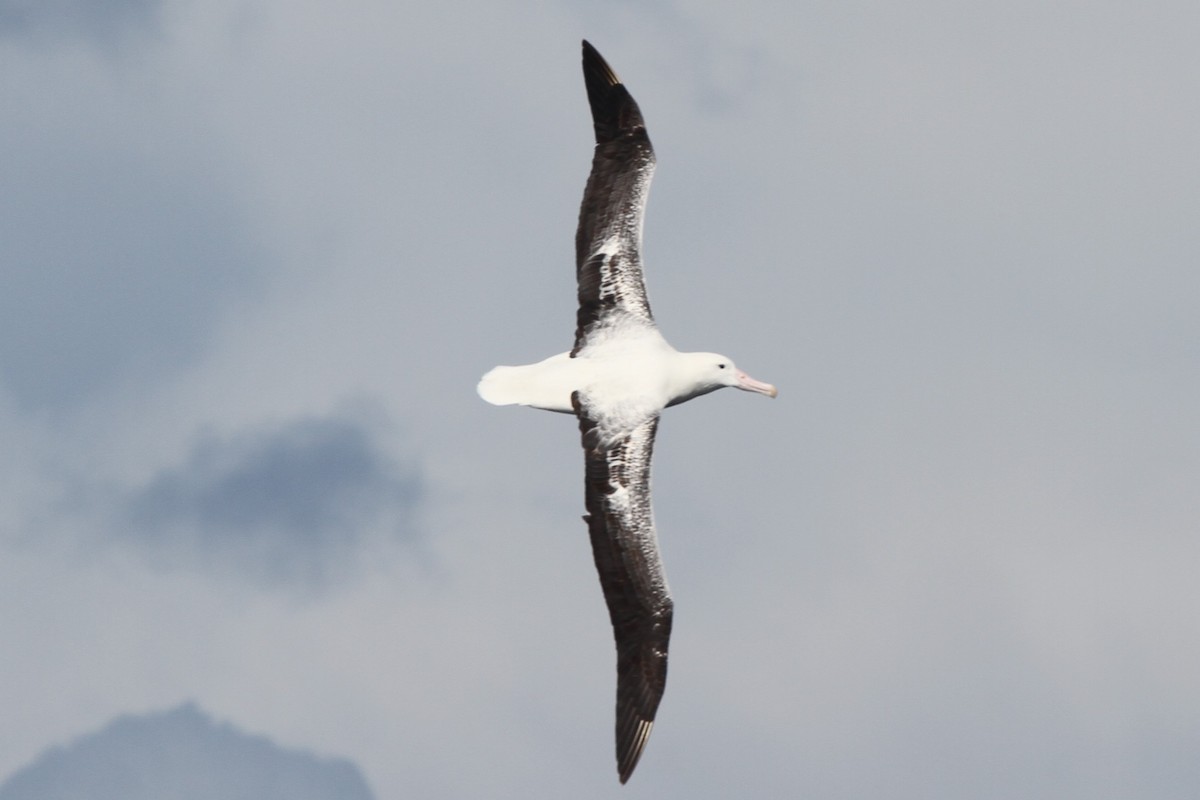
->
[2,0,1199,797]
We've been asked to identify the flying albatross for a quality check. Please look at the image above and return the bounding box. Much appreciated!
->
[477,40,777,783]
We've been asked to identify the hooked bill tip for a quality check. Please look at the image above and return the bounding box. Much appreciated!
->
[736,370,778,398]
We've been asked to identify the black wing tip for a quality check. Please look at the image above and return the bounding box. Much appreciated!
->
[616,717,655,783]
[612,628,671,783]
[580,40,644,143]
[582,40,621,87]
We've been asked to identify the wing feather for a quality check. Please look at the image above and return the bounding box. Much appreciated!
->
[574,394,673,783]
[574,41,657,356]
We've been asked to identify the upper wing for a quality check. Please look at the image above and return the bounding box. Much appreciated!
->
[574,394,673,783]
[573,41,658,356]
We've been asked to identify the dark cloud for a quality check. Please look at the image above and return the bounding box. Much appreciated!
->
[121,415,423,590]
[0,0,159,44]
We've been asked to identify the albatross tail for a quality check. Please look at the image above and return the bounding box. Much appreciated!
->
[476,353,577,413]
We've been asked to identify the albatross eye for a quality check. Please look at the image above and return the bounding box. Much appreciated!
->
[717,363,727,369]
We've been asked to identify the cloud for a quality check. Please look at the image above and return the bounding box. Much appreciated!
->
[0,0,267,417]
[118,415,423,590]
[0,46,267,412]
[0,0,159,45]
[0,147,265,411]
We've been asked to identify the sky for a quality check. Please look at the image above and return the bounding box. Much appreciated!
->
[2,0,1198,797]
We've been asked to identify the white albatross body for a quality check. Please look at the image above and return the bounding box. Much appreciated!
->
[478,323,774,443]
[477,41,776,784]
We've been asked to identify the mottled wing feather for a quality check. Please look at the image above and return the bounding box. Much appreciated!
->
[573,41,657,356]
[574,393,673,784]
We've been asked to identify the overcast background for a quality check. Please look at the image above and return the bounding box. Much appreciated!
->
[2,0,1198,797]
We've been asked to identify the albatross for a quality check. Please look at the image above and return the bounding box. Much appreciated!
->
[477,40,777,783]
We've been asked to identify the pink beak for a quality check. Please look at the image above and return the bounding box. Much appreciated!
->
[735,370,778,398]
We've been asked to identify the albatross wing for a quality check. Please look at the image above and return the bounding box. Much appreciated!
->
[477,39,776,784]
[574,392,673,784]
[573,40,658,356]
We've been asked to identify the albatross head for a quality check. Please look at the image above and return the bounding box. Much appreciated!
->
[669,352,778,406]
